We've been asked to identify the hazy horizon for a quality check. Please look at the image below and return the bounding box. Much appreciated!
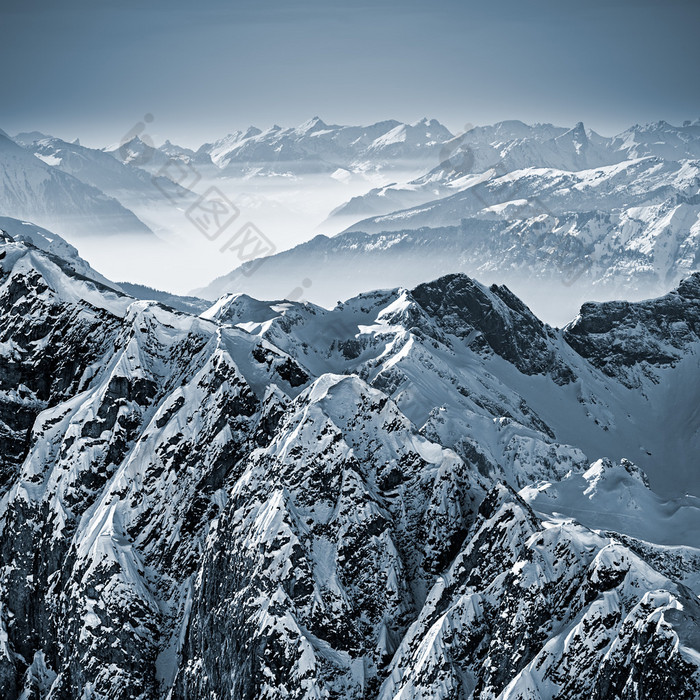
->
[9,113,700,153]
[3,0,700,148]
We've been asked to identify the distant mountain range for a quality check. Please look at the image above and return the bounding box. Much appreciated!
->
[199,116,454,174]
[194,118,700,321]
[0,116,458,257]
[3,117,700,322]
[0,129,155,239]
[105,116,455,176]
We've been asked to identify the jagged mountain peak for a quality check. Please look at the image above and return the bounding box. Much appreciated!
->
[242,125,263,139]
[299,371,367,404]
[411,117,447,131]
[408,273,561,376]
[296,115,330,133]
[109,133,148,152]
[565,270,700,364]
[561,120,588,144]
[584,456,651,491]
[477,481,534,522]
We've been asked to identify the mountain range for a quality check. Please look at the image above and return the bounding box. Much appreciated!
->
[196,119,700,322]
[0,117,461,291]
[4,117,700,323]
[198,117,454,175]
[0,129,155,240]
[0,221,699,698]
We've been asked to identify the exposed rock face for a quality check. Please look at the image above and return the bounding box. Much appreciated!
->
[0,235,699,699]
[410,274,572,380]
[564,272,700,385]
[0,241,123,492]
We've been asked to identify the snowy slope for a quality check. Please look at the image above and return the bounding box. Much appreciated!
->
[0,219,206,315]
[0,216,119,288]
[521,458,700,547]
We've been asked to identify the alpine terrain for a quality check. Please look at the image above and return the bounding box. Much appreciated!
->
[0,223,699,699]
[197,119,700,324]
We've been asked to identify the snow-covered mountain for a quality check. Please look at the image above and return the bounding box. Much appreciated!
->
[196,117,454,175]
[104,135,216,176]
[0,216,119,289]
[342,156,700,236]
[1,232,699,699]
[331,119,700,223]
[22,135,196,208]
[0,130,155,240]
[0,217,207,315]
[611,119,700,161]
[198,119,700,321]
[102,117,453,179]
[332,121,700,287]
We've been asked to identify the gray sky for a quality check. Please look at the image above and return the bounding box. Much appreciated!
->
[2,0,699,147]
